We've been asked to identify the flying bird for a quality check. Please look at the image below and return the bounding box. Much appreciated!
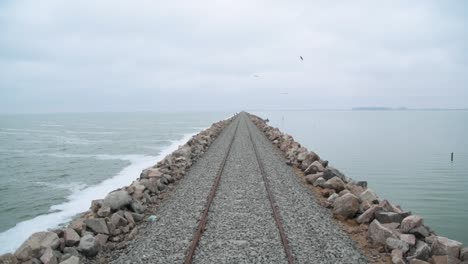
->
[300,56,303,61]
[254,75,259,77]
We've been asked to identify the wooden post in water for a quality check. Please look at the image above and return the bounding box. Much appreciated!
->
[451,152,454,162]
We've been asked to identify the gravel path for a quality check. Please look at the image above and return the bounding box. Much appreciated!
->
[106,113,367,264]
[192,114,286,264]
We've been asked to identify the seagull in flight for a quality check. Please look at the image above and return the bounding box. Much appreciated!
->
[254,74,259,77]
[300,56,303,61]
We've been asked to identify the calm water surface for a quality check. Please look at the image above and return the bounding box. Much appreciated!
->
[254,110,468,245]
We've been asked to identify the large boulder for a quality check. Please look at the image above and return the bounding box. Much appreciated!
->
[401,215,423,233]
[59,256,79,264]
[323,167,346,181]
[375,211,404,224]
[461,247,468,261]
[15,232,59,261]
[313,177,326,187]
[332,193,360,220]
[39,247,57,264]
[102,190,132,210]
[84,218,109,235]
[400,234,416,247]
[407,240,431,262]
[386,237,409,254]
[141,168,163,178]
[304,160,325,174]
[305,173,323,185]
[63,229,80,247]
[0,253,18,264]
[357,205,383,224]
[77,234,99,257]
[368,219,398,245]
[431,255,461,264]
[359,189,379,204]
[431,236,463,258]
[391,249,405,264]
[110,213,128,228]
[379,200,403,214]
[323,177,346,192]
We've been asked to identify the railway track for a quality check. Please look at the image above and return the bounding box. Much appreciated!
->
[184,114,295,264]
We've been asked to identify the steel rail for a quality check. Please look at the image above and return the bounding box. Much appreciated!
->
[245,118,295,264]
[184,116,240,264]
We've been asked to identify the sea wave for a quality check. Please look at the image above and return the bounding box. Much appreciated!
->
[0,133,196,254]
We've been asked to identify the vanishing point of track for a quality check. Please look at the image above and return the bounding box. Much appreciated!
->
[183,114,295,264]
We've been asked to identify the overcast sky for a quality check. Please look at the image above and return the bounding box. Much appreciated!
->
[0,0,467,113]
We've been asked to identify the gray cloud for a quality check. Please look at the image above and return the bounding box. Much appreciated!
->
[1,0,467,113]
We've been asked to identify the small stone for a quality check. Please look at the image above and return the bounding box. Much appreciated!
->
[431,236,463,258]
[410,225,430,238]
[148,215,157,222]
[368,219,398,245]
[379,200,403,214]
[130,200,146,214]
[123,212,135,225]
[84,218,109,235]
[70,219,85,235]
[401,215,423,233]
[323,167,346,181]
[327,193,339,203]
[62,247,79,257]
[313,177,326,187]
[59,256,79,264]
[357,181,367,188]
[131,213,144,222]
[95,234,109,248]
[332,193,360,220]
[96,206,111,217]
[63,229,80,247]
[305,173,323,185]
[77,234,99,257]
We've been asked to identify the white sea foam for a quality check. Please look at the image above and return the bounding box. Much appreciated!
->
[0,133,196,254]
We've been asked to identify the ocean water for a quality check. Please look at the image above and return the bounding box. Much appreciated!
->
[0,112,230,254]
[254,110,468,245]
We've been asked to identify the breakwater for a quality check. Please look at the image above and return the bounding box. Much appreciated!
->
[0,116,235,264]
[249,113,468,264]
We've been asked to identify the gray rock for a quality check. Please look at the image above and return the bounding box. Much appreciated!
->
[375,211,404,224]
[59,256,79,264]
[323,167,346,181]
[141,167,163,178]
[102,190,132,210]
[63,229,80,247]
[323,177,346,192]
[95,234,109,248]
[357,181,367,188]
[400,234,416,246]
[96,205,111,217]
[409,260,430,264]
[401,215,423,233]
[305,173,323,185]
[304,160,325,174]
[461,247,468,261]
[130,200,146,213]
[379,200,403,213]
[359,189,379,204]
[0,253,18,264]
[123,211,135,225]
[62,247,79,257]
[407,240,431,261]
[357,205,383,224]
[22,258,41,264]
[431,236,463,258]
[131,213,144,222]
[368,219,398,245]
[410,225,430,238]
[77,234,99,257]
[332,193,360,220]
[39,247,57,264]
[327,193,339,203]
[313,177,326,187]
[391,249,405,264]
[110,213,128,228]
[386,237,410,253]
[84,218,109,235]
[14,231,60,261]
[431,255,461,264]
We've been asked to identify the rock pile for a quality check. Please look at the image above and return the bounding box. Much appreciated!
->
[249,114,467,264]
[0,116,235,264]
